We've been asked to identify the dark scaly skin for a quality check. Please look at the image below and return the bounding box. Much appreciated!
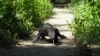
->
[33,23,66,44]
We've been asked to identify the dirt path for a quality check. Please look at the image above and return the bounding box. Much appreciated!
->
[0,7,76,56]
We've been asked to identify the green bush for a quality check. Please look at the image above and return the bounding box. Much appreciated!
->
[70,0,100,44]
[0,0,34,46]
[0,30,18,46]
[0,0,18,46]
[14,0,34,38]
[31,0,53,27]
[0,0,53,46]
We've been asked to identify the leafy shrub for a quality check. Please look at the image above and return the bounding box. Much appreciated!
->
[15,0,35,38]
[0,0,53,46]
[0,0,34,46]
[0,0,17,46]
[70,0,100,44]
[0,30,18,46]
[31,0,53,27]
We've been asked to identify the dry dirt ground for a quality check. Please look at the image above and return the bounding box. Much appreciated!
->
[0,7,76,56]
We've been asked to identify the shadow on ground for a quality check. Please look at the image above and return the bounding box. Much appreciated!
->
[0,37,76,56]
[92,47,100,56]
[0,44,76,56]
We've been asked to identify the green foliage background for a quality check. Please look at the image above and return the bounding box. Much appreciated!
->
[70,0,100,44]
[31,0,53,27]
[69,0,100,56]
[0,0,52,46]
